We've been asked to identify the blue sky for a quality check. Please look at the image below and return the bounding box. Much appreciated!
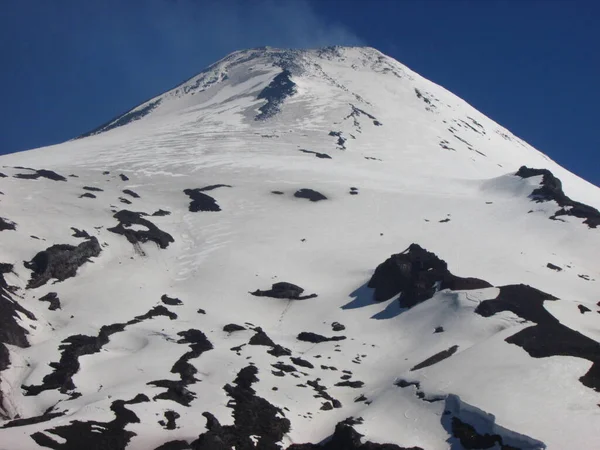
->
[1,0,598,186]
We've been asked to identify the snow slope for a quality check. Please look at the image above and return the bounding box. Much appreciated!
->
[0,46,599,450]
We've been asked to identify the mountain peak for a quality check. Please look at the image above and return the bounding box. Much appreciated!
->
[1,45,599,449]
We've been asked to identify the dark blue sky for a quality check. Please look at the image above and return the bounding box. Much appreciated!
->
[1,0,598,186]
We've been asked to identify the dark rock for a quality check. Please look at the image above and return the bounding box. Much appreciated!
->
[251,282,317,300]
[287,418,422,450]
[291,357,314,369]
[268,345,292,357]
[271,191,284,195]
[148,329,213,406]
[578,305,591,314]
[434,326,444,333]
[79,193,96,199]
[439,218,451,223]
[255,69,297,120]
[122,189,140,198]
[516,166,600,228]
[159,410,180,430]
[30,394,149,449]
[152,209,171,216]
[119,197,132,205]
[299,149,332,159]
[2,412,64,428]
[410,345,459,371]
[198,184,232,192]
[39,292,61,310]
[192,366,290,449]
[154,440,191,450]
[320,402,334,411]
[328,131,347,149]
[334,380,364,388]
[70,227,90,239]
[331,322,345,332]
[119,174,129,181]
[249,328,276,347]
[82,186,104,192]
[272,362,297,373]
[161,294,183,306]
[23,306,175,396]
[297,332,346,344]
[294,189,327,202]
[14,169,67,182]
[476,284,600,391]
[367,243,492,306]
[24,237,102,288]
[547,263,562,271]
[223,323,246,333]
[108,210,174,249]
[183,189,221,212]
[0,217,16,231]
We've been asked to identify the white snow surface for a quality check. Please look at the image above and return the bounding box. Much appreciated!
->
[0,46,599,449]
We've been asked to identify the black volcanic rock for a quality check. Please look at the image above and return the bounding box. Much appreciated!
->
[70,227,90,238]
[476,284,600,391]
[152,209,171,216]
[14,169,67,182]
[516,166,600,228]
[223,323,246,333]
[288,418,422,450]
[255,69,297,120]
[299,149,332,159]
[161,294,183,306]
[0,217,16,231]
[546,263,562,271]
[122,189,140,198]
[39,292,61,310]
[367,244,492,306]
[192,365,291,449]
[24,237,102,289]
[79,193,96,199]
[297,332,346,344]
[294,189,327,202]
[119,174,129,181]
[30,394,149,449]
[183,189,221,212]
[83,186,103,192]
[248,328,276,347]
[108,210,174,249]
[251,282,317,300]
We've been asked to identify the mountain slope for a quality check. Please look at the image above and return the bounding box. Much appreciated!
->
[0,46,599,450]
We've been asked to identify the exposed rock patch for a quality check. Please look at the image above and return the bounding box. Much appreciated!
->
[70,227,90,239]
[161,294,183,306]
[0,217,16,231]
[191,365,291,448]
[299,149,332,159]
[297,332,346,344]
[367,243,492,306]
[108,210,174,249]
[475,284,600,391]
[149,329,213,406]
[122,189,140,198]
[24,237,101,289]
[152,209,171,216]
[78,193,96,199]
[251,282,317,300]
[255,69,297,120]
[517,166,600,228]
[39,292,61,310]
[294,189,327,202]
[30,394,149,449]
[82,186,103,192]
[183,189,221,212]
[13,169,67,182]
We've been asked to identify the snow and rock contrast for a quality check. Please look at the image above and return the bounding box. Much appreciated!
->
[1,46,599,449]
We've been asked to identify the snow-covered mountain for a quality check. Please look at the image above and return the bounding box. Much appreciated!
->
[1,46,599,450]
